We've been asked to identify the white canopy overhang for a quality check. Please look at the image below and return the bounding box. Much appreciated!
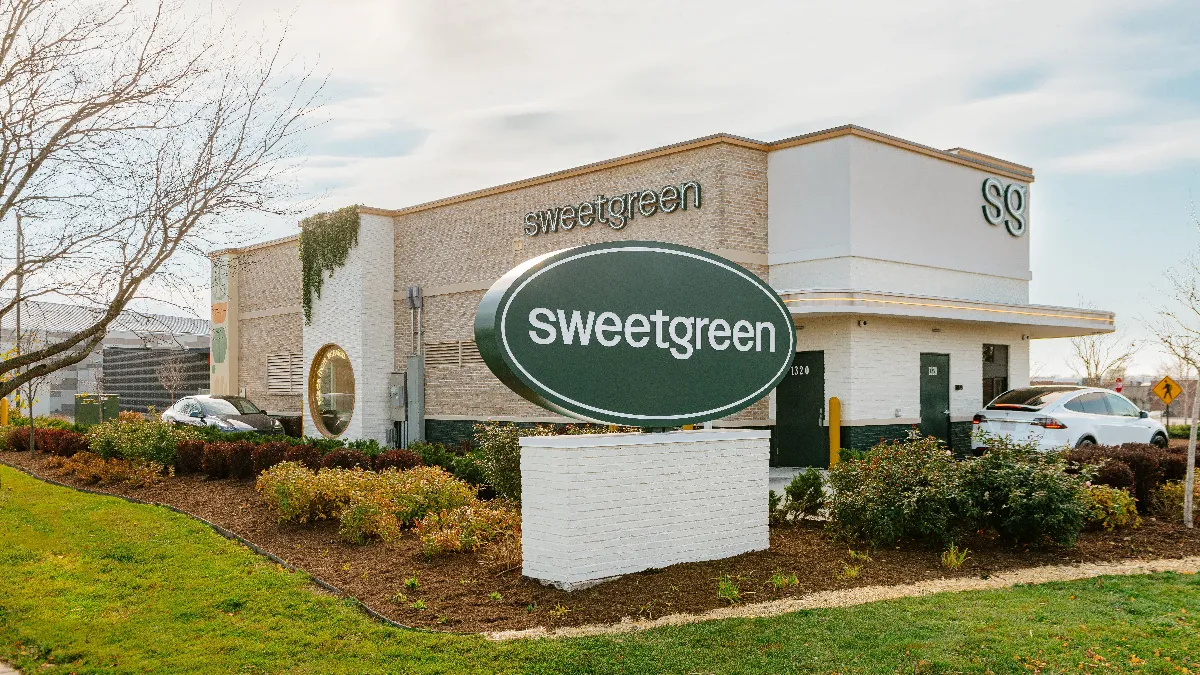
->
[776,289,1114,339]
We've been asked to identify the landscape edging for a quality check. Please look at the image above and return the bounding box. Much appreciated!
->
[486,555,1200,640]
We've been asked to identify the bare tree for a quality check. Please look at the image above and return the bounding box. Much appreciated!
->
[1149,206,1200,529]
[1067,331,1139,387]
[0,0,321,399]
[155,353,185,404]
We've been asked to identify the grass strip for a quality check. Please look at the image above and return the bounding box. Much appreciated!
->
[1,464,1199,674]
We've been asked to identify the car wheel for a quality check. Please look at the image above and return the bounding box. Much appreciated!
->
[1075,437,1096,448]
[1152,433,1168,449]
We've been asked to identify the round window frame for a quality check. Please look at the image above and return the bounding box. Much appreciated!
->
[308,343,356,438]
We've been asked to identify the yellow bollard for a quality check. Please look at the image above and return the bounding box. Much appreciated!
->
[0,397,7,426]
[828,396,841,466]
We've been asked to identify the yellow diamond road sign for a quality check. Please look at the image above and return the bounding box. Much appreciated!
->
[1153,375,1182,406]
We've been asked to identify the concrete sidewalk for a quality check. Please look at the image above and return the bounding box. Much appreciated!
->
[0,662,19,674]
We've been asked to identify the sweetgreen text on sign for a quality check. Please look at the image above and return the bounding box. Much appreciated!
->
[474,241,796,426]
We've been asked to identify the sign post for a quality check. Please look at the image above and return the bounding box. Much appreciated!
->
[475,241,797,588]
[1154,376,1182,428]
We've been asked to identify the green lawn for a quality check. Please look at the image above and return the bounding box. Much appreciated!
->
[2,464,1199,674]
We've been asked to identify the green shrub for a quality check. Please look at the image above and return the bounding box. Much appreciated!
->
[768,489,782,523]
[1168,424,1192,439]
[963,435,1090,546]
[1083,484,1141,530]
[471,422,619,500]
[473,422,540,501]
[6,415,80,432]
[86,416,194,465]
[346,438,383,457]
[451,450,487,486]
[781,468,825,520]
[825,432,968,546]
[409,441,455,471]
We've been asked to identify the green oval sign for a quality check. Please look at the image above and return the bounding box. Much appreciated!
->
[474,241,796,426]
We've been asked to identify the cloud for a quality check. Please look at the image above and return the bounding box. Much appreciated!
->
[1052,119,1200,173]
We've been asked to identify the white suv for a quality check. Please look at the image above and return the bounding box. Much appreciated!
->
[971,385,1168,452]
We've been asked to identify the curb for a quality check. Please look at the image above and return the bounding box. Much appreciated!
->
[0,458,474,637]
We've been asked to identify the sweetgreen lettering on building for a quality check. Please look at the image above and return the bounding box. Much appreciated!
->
[523,181,700,236]
[474,241,796,425]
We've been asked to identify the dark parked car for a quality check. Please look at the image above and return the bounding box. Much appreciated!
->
[161,395,283,434]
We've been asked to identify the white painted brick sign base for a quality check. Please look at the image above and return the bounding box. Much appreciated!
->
[520,429,770,590]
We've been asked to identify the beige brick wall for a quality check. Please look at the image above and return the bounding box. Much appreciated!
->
[233,239,303,413]
[236,239,301,313]
[393,141,772,423]
[239,312,303,414]
[226,142,776,425]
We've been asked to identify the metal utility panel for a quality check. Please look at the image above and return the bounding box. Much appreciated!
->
[389,372,407,422]
[406,354,424,444]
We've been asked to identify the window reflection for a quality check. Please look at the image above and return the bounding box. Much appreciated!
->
[310,345,354,437]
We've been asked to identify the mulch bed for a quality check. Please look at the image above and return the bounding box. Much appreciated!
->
[5,449,1200,634]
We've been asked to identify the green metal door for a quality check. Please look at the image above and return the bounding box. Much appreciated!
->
[775,350,826,467]
[919,353,951,445]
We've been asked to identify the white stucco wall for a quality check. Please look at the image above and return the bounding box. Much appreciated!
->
[302,213,396,443]
[774,315,1029,426]
[770,257,1029,305]
[521,430,770,590]
[767,135,1032,305]
[843,317,1028,424]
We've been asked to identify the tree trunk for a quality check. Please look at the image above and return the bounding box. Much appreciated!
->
[1187,367,1198,528]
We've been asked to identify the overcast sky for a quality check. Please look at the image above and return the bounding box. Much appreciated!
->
[205,0,1200,378]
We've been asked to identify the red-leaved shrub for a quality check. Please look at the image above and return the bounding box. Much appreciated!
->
[202,442,232,479]
[44,429,88,457]
[1163,448,1188,482]
[320,449,371,470]
[1067,444,1173,512]
[252,442,290,475]
[284,445,321,471]
[374,449,421,472]
[227,441,256,479]
[6,427,29,452]
[175,440,207,474]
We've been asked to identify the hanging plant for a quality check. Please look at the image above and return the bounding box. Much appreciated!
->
[299,205,361,324]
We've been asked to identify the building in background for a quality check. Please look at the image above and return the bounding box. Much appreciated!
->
[211,124,1115,465]
[101,346,211,413]
[0,299,210,417]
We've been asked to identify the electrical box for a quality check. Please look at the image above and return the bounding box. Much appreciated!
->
[389,372,407,421]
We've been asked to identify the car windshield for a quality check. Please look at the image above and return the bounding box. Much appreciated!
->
[986,387,1077,411]
[200,397,262,416]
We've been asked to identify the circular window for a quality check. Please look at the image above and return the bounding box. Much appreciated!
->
[309,344,355,437]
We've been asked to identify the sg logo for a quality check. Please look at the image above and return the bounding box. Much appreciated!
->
[981,177,1027,237]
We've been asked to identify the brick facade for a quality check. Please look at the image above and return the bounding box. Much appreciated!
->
[232,238,303,414]
[393,141,772,424]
